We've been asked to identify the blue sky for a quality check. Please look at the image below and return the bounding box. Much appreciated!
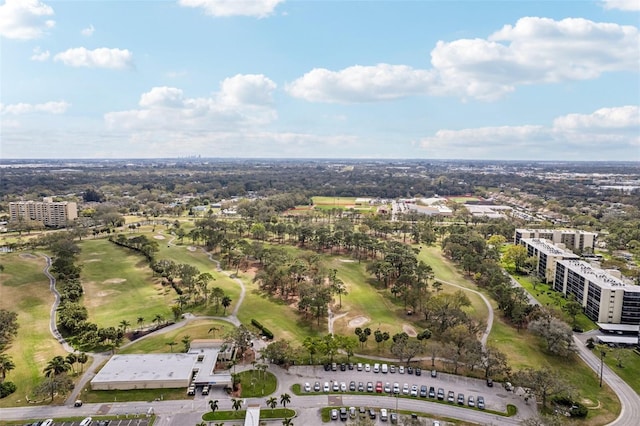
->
[1,0,638,160]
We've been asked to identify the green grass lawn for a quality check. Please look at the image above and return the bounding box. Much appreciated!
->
[489,318,620,425]
[0,252,69,408]
[202,408,295,421]
[594,347,640,395]
[237,370,277,397]
[79,239,175,329]
[513,274,597,331]
[119,319,233,354]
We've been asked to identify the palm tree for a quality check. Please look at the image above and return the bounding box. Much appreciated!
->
[231,398,243,411]
[221,296,232,315]
[208,399,219,413]
[137,316,145,330]
[77,352,88,373]
[43,355,71,377]
[195,422,206,426]
[282,418,293,426]
[167,341,177,353]
[0,354,16,381]
[280,393,291,409]
[181,335,191,352]
[266,396,277,411]
[119,319,131,333]
[65,353,77,374]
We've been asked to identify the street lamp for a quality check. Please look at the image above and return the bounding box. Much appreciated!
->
[599,350,606,388]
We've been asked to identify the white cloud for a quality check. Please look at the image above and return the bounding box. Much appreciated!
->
[0,0,55,39]
[289,17,639,103]
[81,24,94,36]
[53,47,133,69]
[601,0,640,11]
[286,64,436,103]
[105,74,278,131]
[178,0,284,18]
[30,46,50,61]
[419,105,640,157]
[0,100,70,115]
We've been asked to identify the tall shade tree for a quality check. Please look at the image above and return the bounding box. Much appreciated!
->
[43,356,71,377]
[0,353,16,381]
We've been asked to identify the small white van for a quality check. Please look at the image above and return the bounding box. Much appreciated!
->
[79,417,93,426]
[381,363,388,373]
[380,408,388,421]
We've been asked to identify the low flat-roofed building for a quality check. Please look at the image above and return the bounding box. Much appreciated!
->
[90,353,195,390]
[91,344,233,391]
[597,323,640,334]
[596,335,639,346]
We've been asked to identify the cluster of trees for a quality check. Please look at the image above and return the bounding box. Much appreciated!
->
[33,353,87,402]
[0,308,18,398]
[111,234,159,262]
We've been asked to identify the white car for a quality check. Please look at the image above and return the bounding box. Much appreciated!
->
[304,382,311,392]
[333,381,340,391]
[402,383,410,395]
[365,363,371,372]
[340,382,347,392]
[393,382,400,394]
[410,385,419,397]
[381,363,388,373]
[373,363,380,373]
[357,362,363,371]
[331,408,338,420]
[324,382,330,392]
[398,366,405,374]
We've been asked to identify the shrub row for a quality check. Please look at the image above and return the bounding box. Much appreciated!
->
[251,319,274,340]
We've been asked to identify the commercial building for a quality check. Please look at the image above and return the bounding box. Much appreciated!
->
[9,199,77,227]
[515,229,597,253]
[90,340,233,391]
[519,238,579,283]
[554,260,640,325]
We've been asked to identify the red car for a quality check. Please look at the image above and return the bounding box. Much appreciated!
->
[375,381,383,393]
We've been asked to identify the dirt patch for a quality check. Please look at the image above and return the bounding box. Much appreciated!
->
[403,324,417,337]
[187,246,197,252]
[339,258,355,263]
[153,235,166,240]
[103,278,126,284]
[348,316,369,328]
[19,253,37,259]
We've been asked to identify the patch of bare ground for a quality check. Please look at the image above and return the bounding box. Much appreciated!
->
[348,316,369,328]
[403,324,417,337]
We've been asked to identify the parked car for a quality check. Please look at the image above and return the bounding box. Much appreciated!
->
[419,385,428,397]
[447,391,455,403]
[324,363,331,371]
[358,382,364,392]
[331,409,338,420]
[373,363,380,373]
[41,420,53,426]
[504,382,513,391]
[437,388,445,400]
[380,408,388,421]
[348,363,354,370]
[468,395,475,407]
[375,381,383,393]
[332,363,338,371]
[382,363,388,373]
[324,382,330,392]
[431,369,437,378]
[340,407,348,421]
[428,386,436,398]
[79,418,93,426]
[340,381,347,392]
[366,381,374,392]
[304,382,311,392]
[398,366,405,374]
[389,364,396,373]
[410,385,419,397]
[369,409,377,419]
[332,381,339,391]
[314,381,321,391]
[384,382,391,393]
[74,400,83,407]
[365,363,371,372]
[359,407,367,417]
[340,363,347,371]
[415,367,422,376]
[407,366,414,375]
[486,378,494,387]
[349,381,356,391]
[393,382,400,394]
[457,393,465,405]
[357,362,363,371]
[477,396,486,410]
[390,412,398,424]
[349,406,356,419]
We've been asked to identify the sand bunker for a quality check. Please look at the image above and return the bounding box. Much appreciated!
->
[104,278,126,284]
[187,246,197,252]
[403,324,417,337]
[339,259,355,263]
[153,235,166,240]
[85,258,101,262]
[19,253,37,259]
[348,316,369,328]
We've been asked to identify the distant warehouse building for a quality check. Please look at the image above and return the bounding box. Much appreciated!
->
[554,260,640,325]
[515,228,597,253]
[9,198,77,227]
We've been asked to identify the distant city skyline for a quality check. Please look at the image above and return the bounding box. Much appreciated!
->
[1,0,638,161]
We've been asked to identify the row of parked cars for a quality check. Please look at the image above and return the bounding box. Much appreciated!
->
[304,379,486,410]
[25,419,94,426]
[324,362,435,377]
[330,406,398,423]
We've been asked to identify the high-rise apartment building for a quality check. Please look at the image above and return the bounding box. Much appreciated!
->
[554,260,640,325]
[9,199,78,227]
[519,238,579,283]
[515,228,597,253]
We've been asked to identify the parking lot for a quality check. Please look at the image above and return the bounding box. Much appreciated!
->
[26,419,152,426]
